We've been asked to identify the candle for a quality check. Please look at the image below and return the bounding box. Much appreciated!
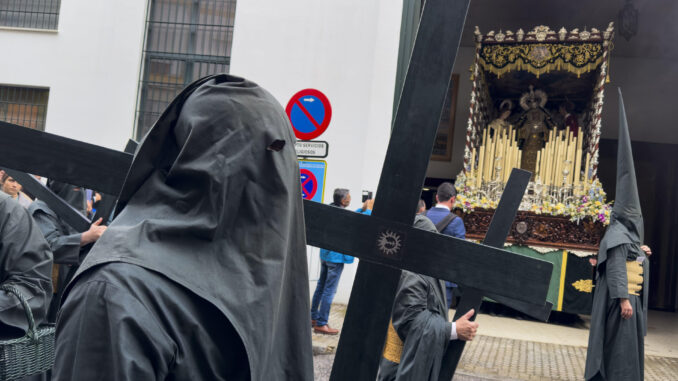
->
[584,152,591,185]
[574,127,583,186]
[470,147,476,175]
[477,145,485,187]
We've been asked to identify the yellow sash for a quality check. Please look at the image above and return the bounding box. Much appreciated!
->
[626,260,643,296]
[382,320,404,364]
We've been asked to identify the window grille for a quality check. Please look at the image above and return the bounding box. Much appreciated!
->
[0,0,61,30]
[0,85,49,131]
[134,0,237,140]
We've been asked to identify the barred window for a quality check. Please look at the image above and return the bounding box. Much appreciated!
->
[0,85,49,131]
[0,0,61,30]
[134,0,237,140]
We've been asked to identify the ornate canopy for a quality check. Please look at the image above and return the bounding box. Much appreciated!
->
[474,24,614,79]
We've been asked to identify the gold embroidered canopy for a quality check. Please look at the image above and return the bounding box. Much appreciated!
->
[474,24,614,78]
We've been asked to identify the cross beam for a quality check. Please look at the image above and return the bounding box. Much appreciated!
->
[305,198,551,304]
[0,120,131,195]
[329,1,474,379]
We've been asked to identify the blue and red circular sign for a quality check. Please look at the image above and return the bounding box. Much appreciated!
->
[286,89,332,140]
[299,169,318,199]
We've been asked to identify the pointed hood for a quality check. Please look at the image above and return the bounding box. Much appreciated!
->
[63,74,314,380]
[597,88,644,267]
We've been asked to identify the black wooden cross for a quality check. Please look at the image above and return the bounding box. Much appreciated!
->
[0,2,553,379]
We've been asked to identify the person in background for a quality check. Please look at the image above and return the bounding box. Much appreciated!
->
[1,173,33,208]
[28,180,107,322]
[377,213,478,380]
[425,182,465,308]
[311,188,371,335]
[416,199,426,215]
[585,92,649,381]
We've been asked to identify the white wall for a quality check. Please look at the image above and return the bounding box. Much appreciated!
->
[0,0,147,150]
[231,1,403,303]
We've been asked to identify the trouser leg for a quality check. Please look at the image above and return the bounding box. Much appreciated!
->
[311,261,329,321]
[317,262,344,326]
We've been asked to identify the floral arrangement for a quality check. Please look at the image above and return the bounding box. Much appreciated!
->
[454,172,613,225]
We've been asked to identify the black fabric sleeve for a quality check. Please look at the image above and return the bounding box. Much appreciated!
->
[606,245,629,300]
[31,210,81,265]
[392,272,451,340]
[52,279,175,381]
[0,198,53,335]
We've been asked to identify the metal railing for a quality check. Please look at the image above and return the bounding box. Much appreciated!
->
[134,0,237,140]
[0,0,61,30]
[0,85,49,131]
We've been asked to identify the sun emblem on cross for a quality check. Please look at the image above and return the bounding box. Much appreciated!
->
[377,230,402,256]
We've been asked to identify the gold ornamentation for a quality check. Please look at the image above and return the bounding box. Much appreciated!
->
[382,321,403,364]
[572,279,594,293]
[626,260,643,296]
[478,43,605,78]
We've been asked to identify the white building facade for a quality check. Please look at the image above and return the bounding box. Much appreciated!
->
[0,0,410,303]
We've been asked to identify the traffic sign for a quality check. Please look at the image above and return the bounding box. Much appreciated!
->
[300,169,317,200]
[286,89,332,140]
[299,160,326,203]
[295,140,328,158]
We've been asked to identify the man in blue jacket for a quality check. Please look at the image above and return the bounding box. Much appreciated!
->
[311,189,372,335]
[425,182,466,308]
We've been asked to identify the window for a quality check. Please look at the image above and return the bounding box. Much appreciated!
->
[134,0,237,140]
[0,85,49,131]
[0,0,61,30]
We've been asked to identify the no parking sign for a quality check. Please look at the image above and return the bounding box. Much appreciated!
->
[286,89,332,140]
[299,160,326,203]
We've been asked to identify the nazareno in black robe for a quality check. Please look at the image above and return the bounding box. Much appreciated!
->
[377,214,452,381]
[585,89,648,381]
[52,74,314,380]
[0,192,53,381]
[0,192,53,337]
[28,182,88,323]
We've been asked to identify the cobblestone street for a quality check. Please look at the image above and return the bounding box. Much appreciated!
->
[312,304,678,380]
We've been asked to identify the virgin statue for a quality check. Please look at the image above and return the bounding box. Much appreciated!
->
[517,86,552,172]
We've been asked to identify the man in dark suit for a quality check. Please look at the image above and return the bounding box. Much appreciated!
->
[425,182,465,308]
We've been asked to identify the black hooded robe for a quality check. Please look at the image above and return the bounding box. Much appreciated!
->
[377,215,452,381]
[585,89,648,381]
[52,74,314,381]
[28,200,82,322]
[585,243,647,381]
[0,192,53,381]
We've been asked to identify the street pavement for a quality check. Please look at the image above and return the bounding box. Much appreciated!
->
[311,303,678,380]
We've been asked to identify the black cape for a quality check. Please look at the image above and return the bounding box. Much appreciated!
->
[585,89,648,381]
[28,183,88,323]
[54,74,313,380]
[0,192,53,336]
[377,215,451,381]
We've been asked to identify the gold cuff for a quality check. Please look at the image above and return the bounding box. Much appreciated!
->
[626,260,643,296]
[382,320,404,364]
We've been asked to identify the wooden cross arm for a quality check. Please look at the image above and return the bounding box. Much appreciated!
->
[0,121,132,195]
[304,200,553,306]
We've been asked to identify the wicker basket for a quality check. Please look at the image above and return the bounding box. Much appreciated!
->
[0,285,55,380]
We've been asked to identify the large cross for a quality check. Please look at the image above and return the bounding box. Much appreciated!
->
[0,1,554,379]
